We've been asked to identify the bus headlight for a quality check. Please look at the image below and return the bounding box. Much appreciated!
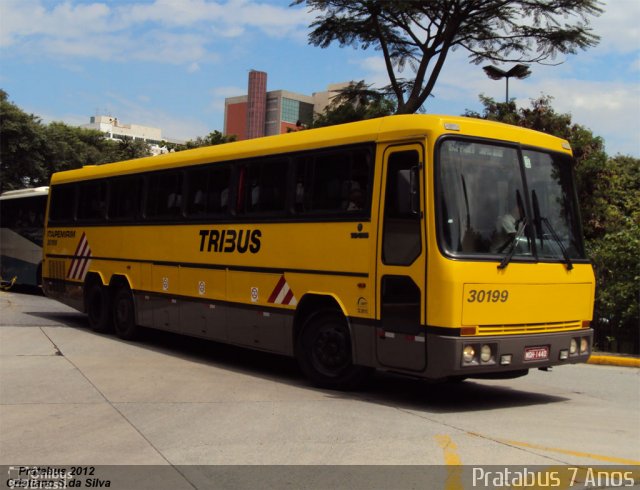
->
[580,337,589,354]
[570,338,578,355]
[462,345,476,364]
[480,344,493,363]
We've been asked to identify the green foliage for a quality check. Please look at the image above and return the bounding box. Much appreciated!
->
[44,122,115,172]
[1,90,235,193]
[311,81,396,128]
[107,136,152,162]
[1,90,48,190]
[295,0,602,114]
[588,218,640,352]
[0,90,153,192]
[467,95,639,353]
[168,130,236,151]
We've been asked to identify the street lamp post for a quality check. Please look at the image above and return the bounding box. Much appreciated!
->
[483,64,531,104]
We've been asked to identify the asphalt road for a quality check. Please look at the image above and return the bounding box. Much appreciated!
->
[1,289,638,489]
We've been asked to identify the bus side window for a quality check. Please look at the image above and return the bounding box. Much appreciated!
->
[76,181,107,222]
[146,171,183,219]
[108,177,141,220]
[293,146,372,216]
[293,156,312,213]
[383,150,421,265]
[49,184,76,223]
[186,165,231,218]
[236,159,288,215]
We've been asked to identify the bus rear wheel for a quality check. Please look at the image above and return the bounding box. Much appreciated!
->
[296,310,370,390]
[86,281,111,333]
[113,287,139,340]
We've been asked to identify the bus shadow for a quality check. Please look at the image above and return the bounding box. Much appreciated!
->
[26,311,89,329]
[30,310,568,414]
[349,372,569,413]
[3,284,44,296]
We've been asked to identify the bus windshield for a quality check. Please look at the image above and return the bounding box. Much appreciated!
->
[438,139,585,262]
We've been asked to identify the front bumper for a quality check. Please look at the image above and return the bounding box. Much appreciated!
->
[424,329,593,379]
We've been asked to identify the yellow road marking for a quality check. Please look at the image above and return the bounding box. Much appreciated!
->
[495,438,640,465]
[435,434,463,465]
[435,434,463,490]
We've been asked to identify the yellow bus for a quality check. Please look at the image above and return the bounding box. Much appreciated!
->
[42,115,594,388]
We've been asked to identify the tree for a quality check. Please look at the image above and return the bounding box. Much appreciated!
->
[466,95,639,353]
[295,0,602,114]
[108,136,152,162]
[311,80,396,127]
[1,91,152,191]
[43,122,114,174]
[168,130,237,151]
[0,90,48,191]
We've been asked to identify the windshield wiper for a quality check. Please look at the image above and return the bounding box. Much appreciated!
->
[531,190,545,250]
[531,190,573,270]
[497,217,528,270]
[541,217,574,270]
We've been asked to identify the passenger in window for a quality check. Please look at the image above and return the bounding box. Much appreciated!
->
[192,188,205,213]
[251,180,260,208]
[167,192,182,210]
[347,188,365,211]
[220,188,229,210]
[90,198,105,218]
[342,180,361,209]
[295,179,304,211]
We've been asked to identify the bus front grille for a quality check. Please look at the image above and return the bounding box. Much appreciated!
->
[475,320,584,336]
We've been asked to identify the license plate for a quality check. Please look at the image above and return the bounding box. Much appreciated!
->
[524,346,549,361]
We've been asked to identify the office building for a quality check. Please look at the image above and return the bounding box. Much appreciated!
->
[81,115,183,155]
[224,70,351,141]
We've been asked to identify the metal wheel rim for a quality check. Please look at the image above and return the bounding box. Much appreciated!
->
[115,294,131,326]
[311,324,350,377]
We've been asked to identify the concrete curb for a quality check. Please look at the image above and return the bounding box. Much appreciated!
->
[588,354,640,368]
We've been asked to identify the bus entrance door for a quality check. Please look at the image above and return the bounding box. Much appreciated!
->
[375,144,427,372]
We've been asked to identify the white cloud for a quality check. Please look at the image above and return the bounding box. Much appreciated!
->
[593,0,640,54]
[100,91,211,141]
[1,0,310,65]
[523,78,640,156]
[357,47,640,156]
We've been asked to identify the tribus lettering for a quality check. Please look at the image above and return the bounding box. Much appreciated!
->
[199,229,261,253]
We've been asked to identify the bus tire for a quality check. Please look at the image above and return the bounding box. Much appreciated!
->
[86,281,112,333]
[113,287,139,340]
[296,310,371,390]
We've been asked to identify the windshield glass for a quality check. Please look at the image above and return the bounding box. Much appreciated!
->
[438,139,585,262]
[523,149,585,260]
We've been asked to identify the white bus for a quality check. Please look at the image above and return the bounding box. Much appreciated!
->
[0,187,48,288]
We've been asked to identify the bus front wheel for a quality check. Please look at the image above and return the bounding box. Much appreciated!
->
[85,281,111,333]
[113,287,139,340]
[296,310,370,390]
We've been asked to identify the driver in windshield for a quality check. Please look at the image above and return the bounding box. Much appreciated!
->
[497,202,521,236]
[492,197,525,253]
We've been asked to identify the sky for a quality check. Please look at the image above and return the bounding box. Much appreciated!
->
[1,0,638,156]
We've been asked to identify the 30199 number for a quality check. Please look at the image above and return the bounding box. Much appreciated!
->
[467,289,509,303]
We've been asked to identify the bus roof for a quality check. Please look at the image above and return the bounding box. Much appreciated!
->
[49,114,572,185]
[0,186,49,200]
